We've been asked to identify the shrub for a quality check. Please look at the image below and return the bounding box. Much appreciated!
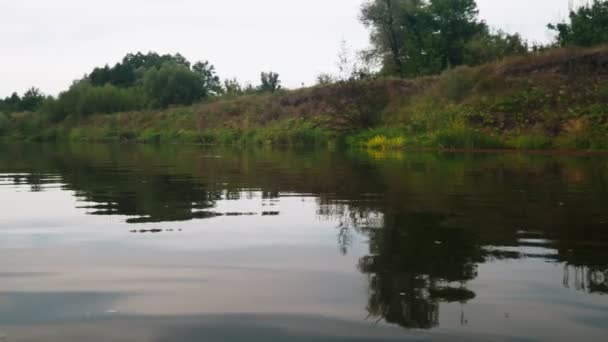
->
[508,134,553,150]
[555,133,608,150]
[43,82,144,121]
[437,66,480,102]
[430,128,505,149]
[366,135,406,150]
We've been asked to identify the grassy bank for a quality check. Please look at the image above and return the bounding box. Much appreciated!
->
[3,45,608,150]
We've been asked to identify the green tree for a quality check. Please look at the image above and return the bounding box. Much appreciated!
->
[4,92,22,112]
[427,0,486,69]
[192,61,222,97]
[223,78,244,96]
[548,0,608,47]
[43,82,144,121]
[142,63,204,108]
[89,52,192,87]
[258,72,281,93]
[20,87,46,112]
[361,0,508,77]
[361,0,429,77]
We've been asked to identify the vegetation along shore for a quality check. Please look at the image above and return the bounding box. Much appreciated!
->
[2,0,608,150]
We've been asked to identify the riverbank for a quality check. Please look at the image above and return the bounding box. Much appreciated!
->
[3,45,608,150]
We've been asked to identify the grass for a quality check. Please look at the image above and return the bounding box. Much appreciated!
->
[427,128,506,149]
[507,134,554,150]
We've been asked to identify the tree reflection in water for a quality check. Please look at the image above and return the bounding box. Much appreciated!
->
[333,209,482,329]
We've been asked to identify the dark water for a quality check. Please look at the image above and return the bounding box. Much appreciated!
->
[1,144,608,341]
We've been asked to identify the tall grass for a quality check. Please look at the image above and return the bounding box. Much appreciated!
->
[507,134,554,150]
[427,128,506,149]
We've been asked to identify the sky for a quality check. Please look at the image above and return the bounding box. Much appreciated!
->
[0,0,584,97]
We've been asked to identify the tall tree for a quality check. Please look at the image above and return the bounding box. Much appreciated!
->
[361,0,427,77]
[360,0,505,77]
[427,0,486,69]
[549,0,608,47]
[192,61,223,97]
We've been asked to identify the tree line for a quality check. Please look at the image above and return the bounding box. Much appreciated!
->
[0,52,282,123]
[1,0,608,123]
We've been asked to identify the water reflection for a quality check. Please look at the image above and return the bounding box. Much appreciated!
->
[356,212,480,329]
[1,143,608,338]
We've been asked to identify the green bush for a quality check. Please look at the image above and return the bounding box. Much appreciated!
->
[142,63,204,108]
[508,134,553,150]
[430,128,506,149]
[345,127,408,147]
[366,135,406,150]
[555,133,608,150]
[43,82,144,121]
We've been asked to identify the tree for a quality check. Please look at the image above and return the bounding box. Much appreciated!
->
[361,0,428,77]
[88,52,192,87]
[142,63,204,108]
[5,92,21,112]
[20,87,45,112]
[427,0,487,69]
[548,0,608,47]
[192,61,222,97]
[258,72,281,93]
[316,73,336,86]
[223,78,244,96]
[360,0,507,77]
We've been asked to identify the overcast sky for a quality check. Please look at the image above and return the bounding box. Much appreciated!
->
[0,0,582,97]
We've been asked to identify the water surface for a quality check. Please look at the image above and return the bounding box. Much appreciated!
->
[1,144,607,341]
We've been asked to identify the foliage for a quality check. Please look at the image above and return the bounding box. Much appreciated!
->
[223,78,244,96]
[4,41,608,152]
[464,30,528,65]
[88,52,191,87]
[361,0,433,77]
[43,82,144,121]
[20,87,46,112]
[366,135,406,149]
[192,61,223,97]
[507,134,554,150]
[323,80,389,129]
[427,0,486,69]
[316,73,337,86]
[436,66,480,102]
[360,0,527,77]
[141,63,205,108]
[549,0,608,47]
[429,128,505,149]
[0,87,46,113]
[258,72,282,93]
